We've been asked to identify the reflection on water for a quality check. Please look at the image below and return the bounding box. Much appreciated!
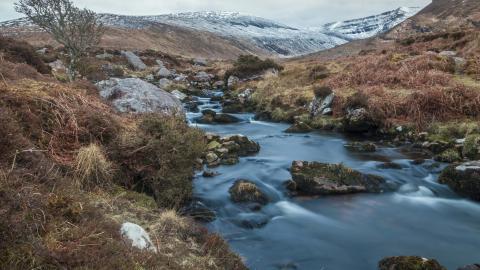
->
[188,96,480,270]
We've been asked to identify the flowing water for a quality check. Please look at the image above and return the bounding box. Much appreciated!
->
[186,95,480,270]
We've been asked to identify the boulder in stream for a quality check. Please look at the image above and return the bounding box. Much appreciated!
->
[229,180,269,205]
[344,142,377,152]
[378,256,446,270]
[458,264,480,270]
[438,161,480,201]
[290,161,386,196]
[285,122,313,133]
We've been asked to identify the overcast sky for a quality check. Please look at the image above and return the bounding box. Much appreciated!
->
[0,0,431,27]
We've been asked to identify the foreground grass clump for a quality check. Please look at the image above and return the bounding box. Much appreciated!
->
[112,115,206,209]
[74,143,112,190]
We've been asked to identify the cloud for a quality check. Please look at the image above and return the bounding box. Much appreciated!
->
[0,0,431,27]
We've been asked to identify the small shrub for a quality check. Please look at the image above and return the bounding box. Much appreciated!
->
[74,144,112,190]
[225,55,283,79]
[345,91,369,110]
[309,65,330,80]
[77,57,107,82]
[435,148,462,163]
[0,36,51,74]
[463,134,480,160]
[313,86,333,99]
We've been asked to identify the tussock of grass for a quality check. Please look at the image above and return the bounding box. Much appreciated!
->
[74,144,112,190]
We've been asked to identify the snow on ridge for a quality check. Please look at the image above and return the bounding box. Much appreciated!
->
[0,8,419,57]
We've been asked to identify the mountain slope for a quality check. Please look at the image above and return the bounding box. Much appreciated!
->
[0,8,421,58]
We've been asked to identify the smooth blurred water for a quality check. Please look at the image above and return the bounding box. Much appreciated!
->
[187,96,480,270]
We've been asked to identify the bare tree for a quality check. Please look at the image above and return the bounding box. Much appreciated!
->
[15,0,104,81]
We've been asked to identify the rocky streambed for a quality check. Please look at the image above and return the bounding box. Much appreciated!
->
[185,92,480,270]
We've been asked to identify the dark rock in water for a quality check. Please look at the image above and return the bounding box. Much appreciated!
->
[222,135,260,156]
[181,201,216,222]
[254,111,272,121]
[290,161,386,196]
[343,108,379,133]
[229,180,269,205]
[220,156,240,165]
[284,180,297,192]
[184,101,199,113]
[438,161,480,201]
[197,110,241,124]
[202,109,217,117]
[285,122,313,133]
[411,159,426,165]
[344,142,377,152]
[378,256,446,270]
[210,96,223,102]
[223,103,246,113]
[214,113,241,124]
[458,264,480,270]
[233,214,270,229]
[202,170,218,177]
[377,162,403,170]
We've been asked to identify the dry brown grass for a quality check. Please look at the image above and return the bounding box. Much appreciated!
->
[74,144,112,190]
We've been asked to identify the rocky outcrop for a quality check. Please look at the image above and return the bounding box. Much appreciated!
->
[121,51,147,71]
[378,256,446,270]
[310,92,335,117]
[229,180,269,205]
[120,222,157,252]
[203,133,260,167]
[438,161,480,201]
[343,108,379,133]
[289,161,386,196]
[96,78,182,114]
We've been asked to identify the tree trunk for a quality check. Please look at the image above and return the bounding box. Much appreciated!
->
[67,51,78,82]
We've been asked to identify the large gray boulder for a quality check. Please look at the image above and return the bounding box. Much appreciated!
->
[310,93,335,117]
[157,67,172,78]
[121,51,147,71]
[96,78,182,114]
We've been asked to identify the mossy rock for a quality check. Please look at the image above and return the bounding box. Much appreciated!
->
[344,142,376,153]
[290,161,386,196]
[463,134,480,160]
[438,161,480,201]
[434,148,462,163]
[285,122,313,133]
[377,162,403,170]
[229,180,269,205]
[378,256,446,270]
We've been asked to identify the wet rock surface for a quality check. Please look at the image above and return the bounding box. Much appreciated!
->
[289,161,386,196]
[438,161,480,201]
[378,256,446,270]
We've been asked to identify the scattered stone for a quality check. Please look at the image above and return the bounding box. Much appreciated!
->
[411,159,426,165]
[158,78,172,88]
[145,74,154,82]
[344,142,377,152]
[227,75,240,89]
[213,80,224,89]
[229,180,269,205]
[193,58,208,66]
[438,161,480,201]
[36,47,47,54]
[214,113,241,124]
[290,161,386,196]
[285,122,313,133]
[120,222,157,252]
[310,93,335,117]
[221,156,240,165]
[221,135,260,156]
[157,67,172,78]
[121,51,147,71]
[378,256,446,270]
[48,59,66,71]
[439,50,457,57]
[96,52,114,60]
[155,59,164,67]
[171,90,187,101]
[205,152,219,164]
[194,71,213,82]
[96,78,182,114]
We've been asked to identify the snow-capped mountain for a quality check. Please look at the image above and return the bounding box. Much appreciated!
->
[321,7,421,40]
[0,8,421,57]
